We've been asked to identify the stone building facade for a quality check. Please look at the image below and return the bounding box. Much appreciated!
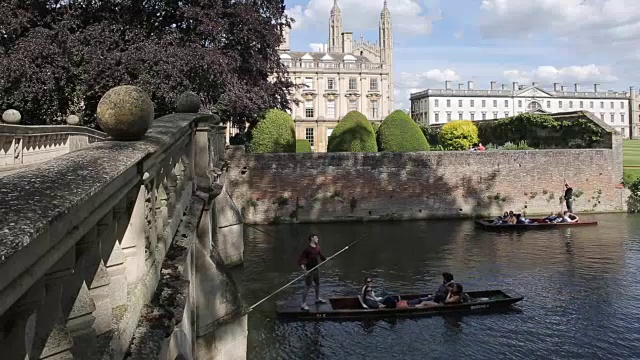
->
[410,81,640,138]
[278,0,394,152]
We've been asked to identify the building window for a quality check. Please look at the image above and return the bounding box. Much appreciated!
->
[504,112,510,117]
[326,100,335,119]
[547,101,551,108]
[434,112,440,122]
[327,78,335,90]
[610,113,615,123]
[579,101,584,108]
[482,100,486,107]
[505,100,509,107]
[493,111,498,119]
[470,112,475,121]
[600,113,605,120]
[348,98,357,111]
[611,101,614,109]
[559,101,563,108]
[482,112,486,120]
[446,99,451,107]
[493,100,498,107]
[518,100,522,107]
[370,100,379,119]
[447,112,452,121]
[600,101,604,108]
[304,77,313,89]
[569,101,573,109]
[621,102,625,109]
[435,99,439,107]
[458,99,463,107]
[458,112,463,120]
[470,100,475,107]
[369,78,378,91]
[348,77,357,90]
[305,128,314,147]
[305,100,314,118]
[621,113,626,123]
[528,101,542,111]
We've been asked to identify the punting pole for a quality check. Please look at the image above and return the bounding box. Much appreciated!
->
[246,234,366,312]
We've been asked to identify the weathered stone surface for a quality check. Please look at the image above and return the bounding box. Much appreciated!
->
[2,109,21,124]
[176,91,201,113]
[96,86,154,140]
[66,115,80,125]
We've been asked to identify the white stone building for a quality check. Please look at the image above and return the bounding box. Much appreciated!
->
[410,81,640,138]
[277,0,394,152]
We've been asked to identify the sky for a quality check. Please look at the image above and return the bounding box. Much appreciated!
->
[284,0,640,110]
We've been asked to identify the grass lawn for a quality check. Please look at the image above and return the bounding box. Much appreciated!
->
[623,140,640,183]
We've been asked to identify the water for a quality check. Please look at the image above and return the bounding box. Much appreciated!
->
[234,214,640,360]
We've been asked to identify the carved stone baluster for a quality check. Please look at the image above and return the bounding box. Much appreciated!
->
[98,209,127,308]
[156,179,169,247]
[144,178,158,257]
[120,186,147,284]
[166,163,178,219]
[0,280,44,360]
[88,263,111,335]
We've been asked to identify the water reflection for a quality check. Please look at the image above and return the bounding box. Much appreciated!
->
[237,214,640,360]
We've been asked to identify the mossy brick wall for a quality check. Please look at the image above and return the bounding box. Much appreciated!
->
[225,146,627,224]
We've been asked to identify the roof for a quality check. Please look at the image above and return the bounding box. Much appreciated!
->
[283,51,371,63]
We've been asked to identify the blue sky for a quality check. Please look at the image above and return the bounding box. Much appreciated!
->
[284,0,640,110]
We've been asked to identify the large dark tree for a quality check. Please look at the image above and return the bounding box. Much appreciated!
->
[0,0,293,126]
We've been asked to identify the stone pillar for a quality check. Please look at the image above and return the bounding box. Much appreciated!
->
[194,115,214,190]
[120,186,147,284]
[214,187,244,267]
[214,125,227,162]
[0,280,43,360]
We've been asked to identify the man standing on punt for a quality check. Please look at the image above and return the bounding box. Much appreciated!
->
[298,234,327,310]
[564,182,574,213]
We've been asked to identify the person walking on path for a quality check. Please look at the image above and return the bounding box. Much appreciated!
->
[298,234,327,310]
[564,182,574,213]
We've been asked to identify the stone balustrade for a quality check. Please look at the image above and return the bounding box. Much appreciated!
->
[0,112,247,359]
[0,124,107,173]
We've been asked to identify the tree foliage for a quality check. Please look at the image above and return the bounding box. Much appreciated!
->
[296,139,312,153]
[439,120,479,150]
[327,111,377,152]
[377,110,429,152]
[0,0,293,126]
[250,109,295,153]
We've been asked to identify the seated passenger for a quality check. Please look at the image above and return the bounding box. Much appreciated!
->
[415,283,464,308]
[516,214,533,224]
[361,278,398,309]
[543,212,558,223]
[407,272,454,306]
[492,212,509,225]
[554,211,578,223]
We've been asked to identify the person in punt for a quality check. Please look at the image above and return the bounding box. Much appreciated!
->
[361,277,398,309]
[543,212,560,223]
[491,212,509,225]
[414,283,464,308]
[554,210,579,223]
[407,272,454,306]
[298,234,327,310]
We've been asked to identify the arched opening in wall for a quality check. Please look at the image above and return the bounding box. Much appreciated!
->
[527,101,542,111]
[360,51,363,56]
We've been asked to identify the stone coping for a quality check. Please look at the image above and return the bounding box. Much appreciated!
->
[0,123,108,138]
[0,113,207,266]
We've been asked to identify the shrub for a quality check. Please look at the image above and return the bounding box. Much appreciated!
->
[502,140,533,150]
[327,111,377,152]
[370,121,380,134]
[296,139,312,153]
[377,110,430,152]
[439,120,479,150]
[249,109,295,153]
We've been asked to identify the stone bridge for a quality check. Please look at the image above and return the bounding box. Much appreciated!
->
[0,102,247,358]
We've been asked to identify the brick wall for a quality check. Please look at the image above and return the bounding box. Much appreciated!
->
[225,146,628,224]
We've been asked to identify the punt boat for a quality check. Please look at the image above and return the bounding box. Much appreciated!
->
[475,218,598,230]
[276,289,523,320]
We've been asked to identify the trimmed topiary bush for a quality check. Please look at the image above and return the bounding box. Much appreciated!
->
[370,121,380,134]
[327,111,377,152]
[250,109,295,153]
[377,110,430,152]
[296,139,312,153]
[439,120,479,150]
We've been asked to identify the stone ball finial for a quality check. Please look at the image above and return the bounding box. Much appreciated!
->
[2,109,21,124]
[96,85,154,140]
[176,91,201,113]
[66,115,80,125]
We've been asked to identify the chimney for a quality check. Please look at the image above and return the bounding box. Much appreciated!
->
[445,81,452,90]
[631,86,636,98]
[561,85,567,91]
[513,82,518,90]
[594,83,600,92]
[278,26,291,52]
[574,83,581,92]
[458,83,464,90]
[532,82,538,87]
[553,83,560,92]
[501,84,507,90]
[490,81,496,90]
[341,32,353,53]
[468,81,474,90]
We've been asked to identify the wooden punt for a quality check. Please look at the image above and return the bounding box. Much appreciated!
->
[475,218,598,230]
[275,289,523,320]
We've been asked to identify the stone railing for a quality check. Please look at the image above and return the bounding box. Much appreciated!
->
[0,89,247,359]
[0,124,107,172]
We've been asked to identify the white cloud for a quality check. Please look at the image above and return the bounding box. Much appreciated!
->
[286,0,442,35]
[394,69,461,109]
[502,65,619,86]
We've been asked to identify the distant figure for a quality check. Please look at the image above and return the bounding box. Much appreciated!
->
[564,182,574,213]
[415,283,464,308]
[407,272,454,306]
[477,143,486,151]
[298,234,327,310]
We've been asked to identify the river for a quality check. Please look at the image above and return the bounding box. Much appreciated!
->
[233,213,640,359]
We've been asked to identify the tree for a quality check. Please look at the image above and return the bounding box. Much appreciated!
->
[439,120,479,150]
[296,139,312,153]
[377,110,430,152]
[250,109,295,153]
[0,0,293,126]
[327,111,377,152]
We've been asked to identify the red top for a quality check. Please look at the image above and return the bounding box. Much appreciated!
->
[478,144,485,151]
[298,245,326,269]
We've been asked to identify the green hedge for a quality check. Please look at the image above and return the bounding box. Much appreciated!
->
[377,110,430,152]
[296,139,312,153]
[250,109,295,153]
[327,111,378,152]
[439,120,479,150]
